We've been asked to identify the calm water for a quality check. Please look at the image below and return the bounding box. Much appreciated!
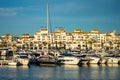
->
[0,64,120,80]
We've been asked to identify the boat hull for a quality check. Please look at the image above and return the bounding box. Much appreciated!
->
[8,61,21,66]
[99,58,107,64]
[18,59,29,65]
[106,58,119,64]
[88,58,100,64]
[57,57,80,65]
[79,58,89,64]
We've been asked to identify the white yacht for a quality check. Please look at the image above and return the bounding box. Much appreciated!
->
[14,54,29,65]
[37,55,57,65]
[80,54,100,64]
[56,53,80,65]
[79,58,89,64]
[8,60,21,66]
[106,57,119,64]
[99,58,107,64]
[88,57,100,64]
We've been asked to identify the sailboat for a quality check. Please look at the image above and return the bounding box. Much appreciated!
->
[37,3,58,65]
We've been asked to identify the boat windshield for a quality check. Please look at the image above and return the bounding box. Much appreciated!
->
[60,53,75,57]
[18,55,28,58]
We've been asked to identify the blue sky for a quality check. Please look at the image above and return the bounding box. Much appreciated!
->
[0,0,120,36]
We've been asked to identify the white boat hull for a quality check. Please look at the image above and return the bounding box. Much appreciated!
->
[8,62,17,66]
[18,59,29,65]
[57,57,80,65]
[99,58,107,64]
[8,61,21,66]
[80,58,89,64]
[106,58,119,64]
[61,60,79,65]
[14,54,30,65]
[88,58,100,64]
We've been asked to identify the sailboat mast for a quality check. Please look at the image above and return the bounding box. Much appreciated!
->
[46,2,49,54]
[47,2,49,33]
[46,2,53,51]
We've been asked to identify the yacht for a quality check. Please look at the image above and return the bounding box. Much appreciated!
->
[56,53,80,65]
[8,60,21,66]
[79,54,100,64]
[88,57,100,64]
[79,58,89,64]
[78,55,89,65]
[106,57,119,64]
[37,55,57,65]
[99,58,107,64]
[13,54,29,65]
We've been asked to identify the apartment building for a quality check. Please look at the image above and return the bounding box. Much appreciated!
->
[1,28,119,51]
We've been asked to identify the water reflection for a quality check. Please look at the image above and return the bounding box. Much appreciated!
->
[17,65,29,69]
[0,64,120,80]
[61,65,79,68]
[0,65,29,69]
[79,64,120,80]
[79,64,88,67]
[88,64,99,67]
[80,64,120,67]
[106,64,119,67]
[38,64,57,67]
[0,65,17,69]
[99,64,107,67]
[7,66,17,69]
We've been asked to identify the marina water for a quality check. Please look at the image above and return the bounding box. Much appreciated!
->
[0,64,120,80]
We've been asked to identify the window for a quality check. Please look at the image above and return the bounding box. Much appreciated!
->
[37,36,41,40]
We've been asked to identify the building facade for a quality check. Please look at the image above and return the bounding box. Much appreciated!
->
[0,29,120,51]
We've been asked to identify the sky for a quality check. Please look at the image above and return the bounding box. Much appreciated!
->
[0,0,120,36]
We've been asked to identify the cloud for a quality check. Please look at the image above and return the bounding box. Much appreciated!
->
[0,12,16,16]
[0,8,17,16]
[0,5,41,16]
